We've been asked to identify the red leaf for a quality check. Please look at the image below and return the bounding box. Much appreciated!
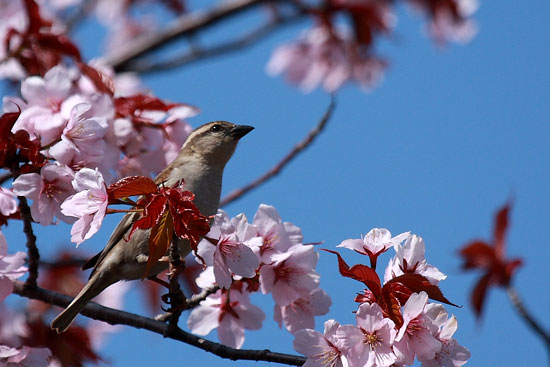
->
[78,62,114,96]
[36,33,82,61]
[115,94,181,117]
[129,194,167,238]
[385,273,458,307]
[471,272,491,318]
[459,241,496,269]
[493,203,510,258]
[322,249,381,297]
[144,209,173,278]
[107,175,158,201]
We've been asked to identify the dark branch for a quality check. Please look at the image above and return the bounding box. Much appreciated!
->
[12,281,306,366]
[18,197,39,288]
[220,96,336,207]
[506,287,550,353]
[126,12,305,74]
[104,0,272,72]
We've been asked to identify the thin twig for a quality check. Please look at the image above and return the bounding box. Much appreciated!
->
[12,281,306,366]
[127,12,305,74]
[165,238,186,326]
[104,0,272,72]
[18,197,39,289]
[506,287,550,361]
[220,96,336,207]
[155,285,220,322]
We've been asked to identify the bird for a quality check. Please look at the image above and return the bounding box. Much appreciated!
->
[51,121,253,333]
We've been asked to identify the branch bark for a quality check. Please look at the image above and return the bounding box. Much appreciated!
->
[220,95,336,207]
[126,12,305,74]
[104,0,273,72]
[12,281,306,366]
[18,196,39,288]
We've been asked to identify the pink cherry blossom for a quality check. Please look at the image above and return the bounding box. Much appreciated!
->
[384,234,446,284]
[0,0,27,80]
[48,103,108,166]
[274,288,331,334]
[0,231,27,303]
[293,320,349,367]
[420,304,470,367]
[0,188,17,217]
[0,345,52,367]
[14,65,75,145]
[187,286,265,349]
[60,168,108,245]
[251,204,302,262]
[338,228,409,268]
[393,292,441,365]
[338,303,397,367]
[267,25,387,92]
[197,211,260,289]
[259,244,320,307]
[12,164,75,225]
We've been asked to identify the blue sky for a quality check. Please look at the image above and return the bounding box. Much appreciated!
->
[3,0,550,366]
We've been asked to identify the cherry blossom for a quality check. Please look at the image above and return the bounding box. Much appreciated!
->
[293,320,349,367]
[48,103,108,166]
[0,0,27,80]
[187,286,265,349]
[60,168,108,245]
[420,304,470,367]
[260,244,320,307]
[0,231,27,303]
[0,345,52,367]
[274,288,331,335]
[0,188,17,217]
[338,303,397,367]
[267,25,387,93]
[338,228,409,268]
[197,211,260,289]
[251,204,302,262]
[384,234,446,284]
[393,292,442,365]
[13,65,75,145]
[12,163,75,225]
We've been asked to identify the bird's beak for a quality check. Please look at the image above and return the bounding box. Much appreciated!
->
[228,125,254,139]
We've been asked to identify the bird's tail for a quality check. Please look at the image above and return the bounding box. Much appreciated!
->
[50,274,114,334]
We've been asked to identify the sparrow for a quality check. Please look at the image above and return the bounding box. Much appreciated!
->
[51,121,253,333]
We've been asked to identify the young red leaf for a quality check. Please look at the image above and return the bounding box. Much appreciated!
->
[128,194,167,239]
[493,203,510,258]
[471,272,491,317]
[36,33,82,61]
[107,176,158,201]
[385,273,458,307]
[144,209,173,278]
[459,241,495,269]
[321,249,381,297]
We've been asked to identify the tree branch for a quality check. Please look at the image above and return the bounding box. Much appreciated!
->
[18,197,39,288]
[12,281,306,366]
[506,287,550,360]
[126,12,305,74]
[220,96,336,207]
[104,0,274,72]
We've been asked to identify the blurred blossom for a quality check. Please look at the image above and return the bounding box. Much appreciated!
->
[0,0,27,80]
[267,25,387,92]
[0,189,17,217]
[0,231,27,303]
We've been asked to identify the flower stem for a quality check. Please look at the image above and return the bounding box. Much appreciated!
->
[18,196,39,289]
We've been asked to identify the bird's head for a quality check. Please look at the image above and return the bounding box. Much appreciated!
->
[180,121,254,167]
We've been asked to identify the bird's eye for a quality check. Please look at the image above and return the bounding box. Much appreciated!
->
[210,124,222,132]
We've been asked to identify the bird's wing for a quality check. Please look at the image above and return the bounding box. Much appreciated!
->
[83,211,139,277]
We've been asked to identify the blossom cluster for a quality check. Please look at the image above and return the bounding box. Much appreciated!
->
[293,229,470,367]
[188,204,331,348]
[267,0,479,92]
